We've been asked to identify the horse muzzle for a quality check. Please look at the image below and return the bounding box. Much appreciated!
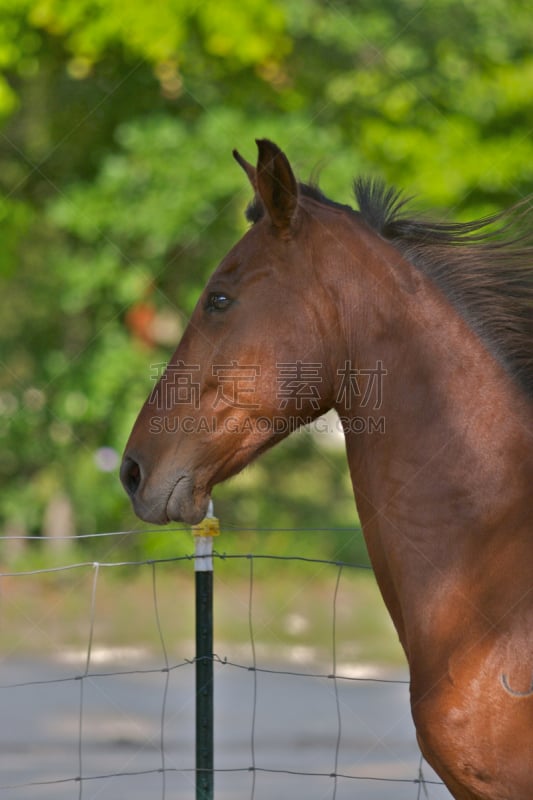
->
[120,456,209,525]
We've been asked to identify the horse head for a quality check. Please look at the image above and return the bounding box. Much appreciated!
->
[120,140,337,523]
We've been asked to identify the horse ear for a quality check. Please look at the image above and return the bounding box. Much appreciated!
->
[255,139,298,232]
[233,149,257,190]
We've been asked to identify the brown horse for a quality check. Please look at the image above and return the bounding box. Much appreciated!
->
[121,140,533,799]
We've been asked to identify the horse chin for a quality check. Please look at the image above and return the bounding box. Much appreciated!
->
[166,474,210,525]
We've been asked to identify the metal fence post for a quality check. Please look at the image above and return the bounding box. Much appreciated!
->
[193,500,219,800]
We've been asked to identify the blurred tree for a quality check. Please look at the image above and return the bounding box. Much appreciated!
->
[0,0,531,554]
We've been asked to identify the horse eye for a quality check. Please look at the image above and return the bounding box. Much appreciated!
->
[206,292,232,312]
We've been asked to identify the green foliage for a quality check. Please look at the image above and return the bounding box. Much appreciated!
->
[28,0,288,64]
[0,0,531,552]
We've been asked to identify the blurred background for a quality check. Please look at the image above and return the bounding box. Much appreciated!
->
[1,0,532,566]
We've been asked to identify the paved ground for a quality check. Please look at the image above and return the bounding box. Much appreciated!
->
[0,653,452,800]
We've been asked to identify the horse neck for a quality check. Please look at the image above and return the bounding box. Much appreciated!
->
[328,218,533,657]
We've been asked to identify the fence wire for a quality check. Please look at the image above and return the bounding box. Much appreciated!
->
[0,530,447,799]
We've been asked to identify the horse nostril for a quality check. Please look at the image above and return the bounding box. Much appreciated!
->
[120,456,142,497]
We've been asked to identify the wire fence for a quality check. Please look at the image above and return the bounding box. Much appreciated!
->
[0,527,450,799]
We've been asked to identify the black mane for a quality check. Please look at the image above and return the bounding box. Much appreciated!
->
[353,178,533,398]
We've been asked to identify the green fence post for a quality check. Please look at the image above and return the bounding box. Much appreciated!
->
[193,500,219,800]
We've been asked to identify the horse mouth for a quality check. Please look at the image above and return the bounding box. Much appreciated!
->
[165,473,209,525]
